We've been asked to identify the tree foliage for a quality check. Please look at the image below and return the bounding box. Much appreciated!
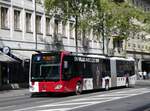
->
[91,0,149,41]
[44,0,149,43]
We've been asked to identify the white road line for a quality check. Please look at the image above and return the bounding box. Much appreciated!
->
[37,108,71,111]
[14,88,150,111]
[69,97,111,101]
[0,105,16,110]
[39,101,99,108]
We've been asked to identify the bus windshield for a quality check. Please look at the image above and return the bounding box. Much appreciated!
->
[31,53,60,81]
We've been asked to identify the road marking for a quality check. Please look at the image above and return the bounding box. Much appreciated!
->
[39,101,100,108]
[37,108,71,111]
[0,105,16,110]
[14,88,150,111]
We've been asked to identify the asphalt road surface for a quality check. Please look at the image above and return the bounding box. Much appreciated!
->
[0,86,150,111]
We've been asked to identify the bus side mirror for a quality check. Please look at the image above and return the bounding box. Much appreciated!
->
[64,61,68,69]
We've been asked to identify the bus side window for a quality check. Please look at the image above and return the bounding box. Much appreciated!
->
[64,61,68,69]
[83,62,92,78]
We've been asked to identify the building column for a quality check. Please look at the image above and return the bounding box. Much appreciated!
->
[10,0,13,39]
[21,0,25,41]
[33,0,37,50]
[138,59,142,71]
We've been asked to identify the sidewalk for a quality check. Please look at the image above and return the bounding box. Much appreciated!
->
[135,79,150,86]
[0,88,29,98]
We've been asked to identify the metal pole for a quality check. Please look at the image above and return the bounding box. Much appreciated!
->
[75,15,78,53]
[102,18,105,55]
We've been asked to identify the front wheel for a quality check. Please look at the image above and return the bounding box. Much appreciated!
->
[125,78,129,88]
[105,79,109,91]
[125,81,129,88]
[75,82,82,95]
[105,83,109,91]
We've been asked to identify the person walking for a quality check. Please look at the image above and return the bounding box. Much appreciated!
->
[138,71,143,80]
[143,70,147,80]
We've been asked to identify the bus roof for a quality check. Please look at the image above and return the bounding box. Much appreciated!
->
[110,57,135,61]
[71,53,106,59]
[86,54,106,59]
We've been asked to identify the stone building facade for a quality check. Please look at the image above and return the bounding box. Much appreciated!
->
[0,0,106,86]
[0,0,149,87]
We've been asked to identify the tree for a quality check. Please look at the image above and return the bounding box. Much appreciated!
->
[44,0,95,53]
[90,0,149,55]
[44,0,149,55]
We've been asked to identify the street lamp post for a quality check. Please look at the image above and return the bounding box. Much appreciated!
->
[99,0,105,55]
[75,15,78,53]
[102,15,105,55]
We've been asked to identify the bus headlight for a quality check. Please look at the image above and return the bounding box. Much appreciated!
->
[55,84,63,90]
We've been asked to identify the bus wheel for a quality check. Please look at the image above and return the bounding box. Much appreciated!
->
[75,82,82,95]
[105,81,109,91]
[125,79,129,88]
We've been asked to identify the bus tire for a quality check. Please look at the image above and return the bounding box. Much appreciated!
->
[105,80,109,91]
[125,79,129,88]
[75,82,82,95]
[105,83,109,91]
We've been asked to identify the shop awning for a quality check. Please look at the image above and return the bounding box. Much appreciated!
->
[11,50,37,60]
[0,52,16,62]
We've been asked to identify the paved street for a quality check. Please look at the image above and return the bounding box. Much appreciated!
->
[0,86,150,111]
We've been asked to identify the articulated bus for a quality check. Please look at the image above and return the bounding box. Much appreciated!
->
[29,51,136,95]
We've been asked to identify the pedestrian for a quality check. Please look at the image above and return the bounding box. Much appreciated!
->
[138,71,143,80]
[143,70,147,80]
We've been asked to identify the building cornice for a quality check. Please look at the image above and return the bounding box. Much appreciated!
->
[127,50,150,55]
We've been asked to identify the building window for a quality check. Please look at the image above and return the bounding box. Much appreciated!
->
[135,1,139,6]
[36,0,41,4]
[77,29,82,40]
[69,22,73,38]
[62,21,66,37]
[138,45,140,49]
[46,17,50,35]
[133,44,136,48]
[93,31,97,42]
[128,43,130,47]
[1,7,9,29]
[54,19,58,34]
[87,29,91,39]
[132,0,135,4]
[14,10,21,30]
[36,15,41,33]
[26,13,32,32]
[113,40,123,48]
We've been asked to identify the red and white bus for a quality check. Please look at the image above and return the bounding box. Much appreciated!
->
[29,51,136,95]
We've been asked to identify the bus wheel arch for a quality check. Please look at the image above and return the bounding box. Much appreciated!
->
[75,81,83,95]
